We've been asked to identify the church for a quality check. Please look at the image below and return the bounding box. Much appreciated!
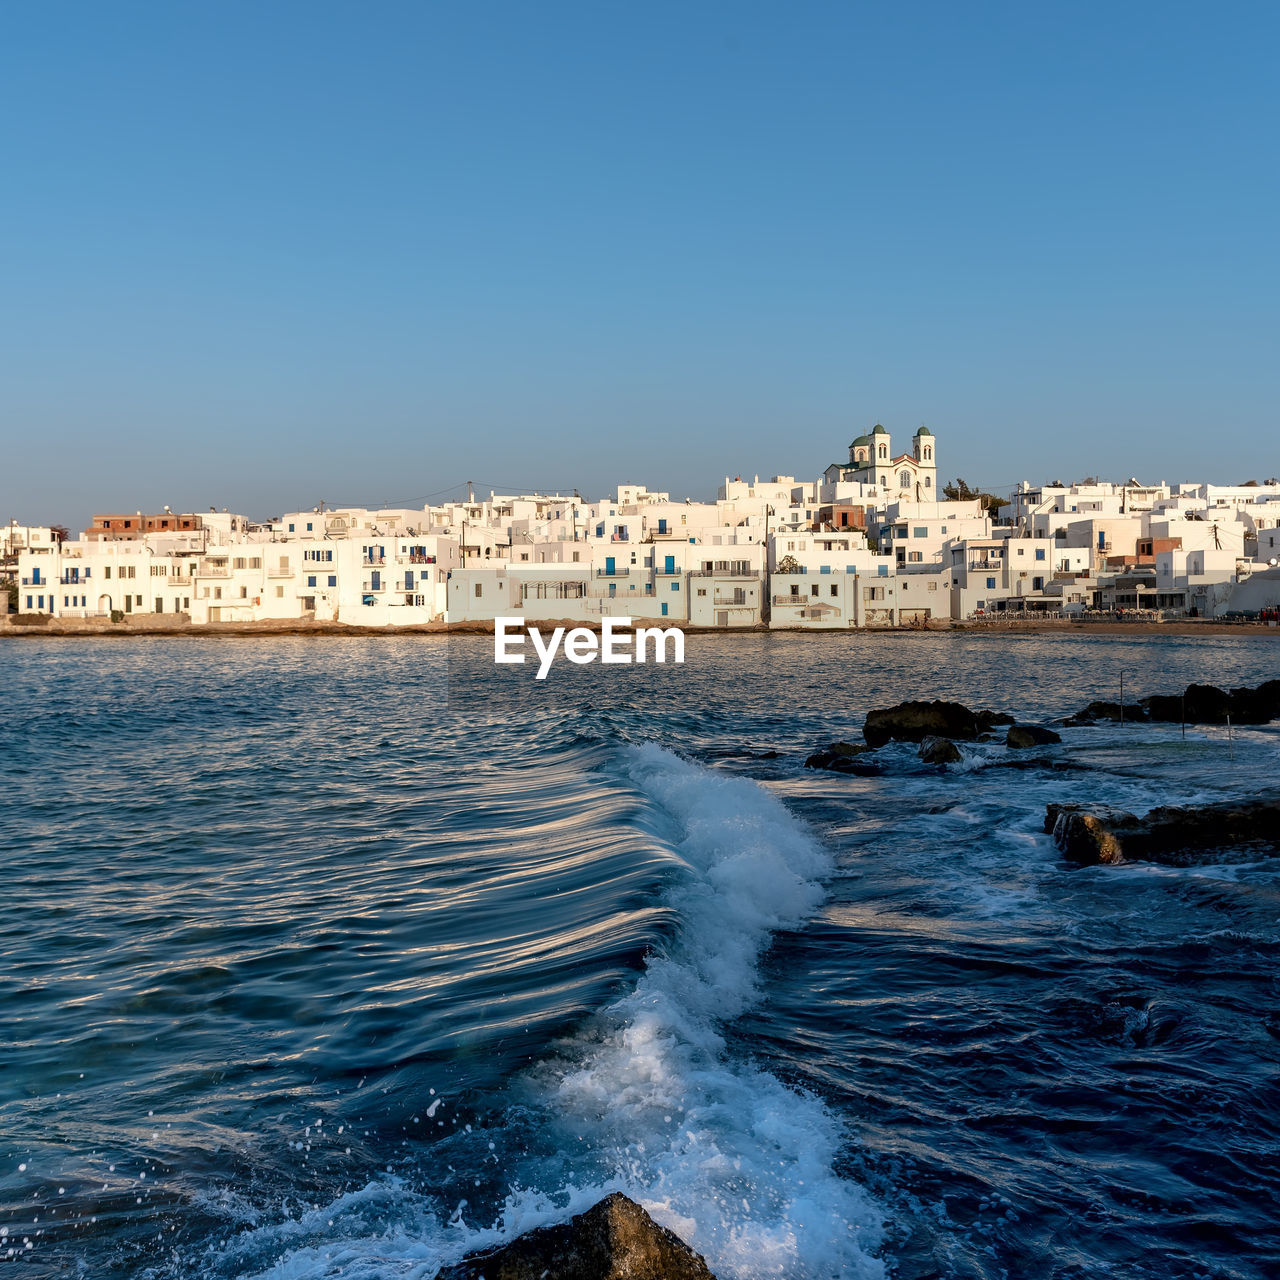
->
[823,424,938,498]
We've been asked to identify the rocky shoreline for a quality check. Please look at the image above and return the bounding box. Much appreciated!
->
[806,684,1280,868]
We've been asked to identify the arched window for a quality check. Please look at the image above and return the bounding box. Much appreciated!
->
[878,445,887,459]
[925,446,932,460]
[925,475,932,488]
[899,470,911,488]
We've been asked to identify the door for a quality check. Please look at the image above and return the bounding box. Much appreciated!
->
[658,519,667,534]
[605,557,615,575]
[664,555,675,574]
[717,611,729,627]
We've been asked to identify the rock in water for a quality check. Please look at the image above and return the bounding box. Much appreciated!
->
[805,741,882,774]
[1046,796,1280,867]
[919,735,962,764]
[1061,700,1129,726]
[436,1192,717,1280]
[1006,724,1062,749]
[863,700,981,747]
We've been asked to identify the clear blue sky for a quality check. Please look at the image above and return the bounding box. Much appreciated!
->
[2,1,1277,531]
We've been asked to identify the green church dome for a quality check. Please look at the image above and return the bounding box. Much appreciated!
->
[871,424,888,435]
[914,426,933,436]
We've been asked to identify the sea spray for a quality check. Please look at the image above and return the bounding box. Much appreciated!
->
[521,744,885,1278]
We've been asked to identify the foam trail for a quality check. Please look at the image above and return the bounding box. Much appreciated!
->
[198,745,884,1280]
[522,743,885,1278]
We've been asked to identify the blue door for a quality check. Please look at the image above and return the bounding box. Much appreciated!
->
[605,556,615,575]
[664,555,675,574]
[658,519,667,534]
[661,603,668,616]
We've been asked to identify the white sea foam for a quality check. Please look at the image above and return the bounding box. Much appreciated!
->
[195,744,884,1280]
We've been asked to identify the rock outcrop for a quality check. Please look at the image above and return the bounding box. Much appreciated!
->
[1006,724,1062,749]
[1064,679,1280,728]
[1046,795,1280,866]
[805,741,882,774]
[436,1192,717,1280]
[863,700,1010,747]
[919,735,962,764]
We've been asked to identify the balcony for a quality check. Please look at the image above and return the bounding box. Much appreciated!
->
[20,577,48,587]
[968,560,1002,570]
[689,568,757,578]
[59,574,87,585]
[268,565,293,577]
[409,554,436,564]
[595,567,631,577]
[361,580,385,593]
[362,556,385,567]
[197,564,231,577]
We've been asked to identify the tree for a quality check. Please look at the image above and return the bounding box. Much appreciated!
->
[943,478,1005,519]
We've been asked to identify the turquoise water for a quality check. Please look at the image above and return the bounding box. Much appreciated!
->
[2,633,1278,1278]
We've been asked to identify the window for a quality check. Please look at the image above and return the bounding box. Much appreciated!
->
[275,586,284,598]
[914,527,927,537]
[288,523,295,532]
[987,577,996,589]
[877,564,888,577]
[307,576,317,587]
[830,584,838,597]
[1035,548,1046,561]
[240,586,248,599]
[671,581,679,591]
[328,575,337,587]
[1033,576,1044,590]
[234,557,246,570]
[697,588,707,597]
[900,471,912,488]
[251,557,261,569]
[475,583,482,598]
[214,587,222,600]
[908,551,923,562]
[306,522,313,532]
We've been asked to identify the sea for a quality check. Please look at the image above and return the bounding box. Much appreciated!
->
[1,632,1277,1280]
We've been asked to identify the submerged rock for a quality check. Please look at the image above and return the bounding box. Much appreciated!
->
[919,735,962,764]
[1006,724,1061,749]
[1061,700,1128,726]
[976,709,1016,731]
[437,1192,717,1280]
[1046,795,1280,867]
[805,741,882,774]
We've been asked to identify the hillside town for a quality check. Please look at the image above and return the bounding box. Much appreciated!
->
[6,425,1280,629]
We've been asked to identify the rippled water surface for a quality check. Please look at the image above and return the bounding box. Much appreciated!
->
[2,632,1278,1279]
